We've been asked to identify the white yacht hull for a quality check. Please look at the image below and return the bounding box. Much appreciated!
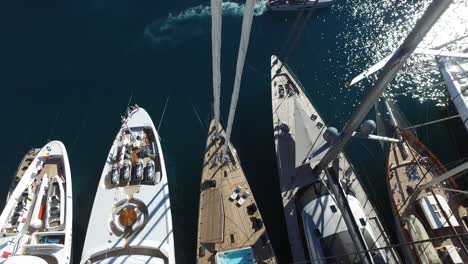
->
[267,0,334,11]
[0,141,72,264]
[80,107,175,264]
[270,55,400,263]
[439,57,468,132]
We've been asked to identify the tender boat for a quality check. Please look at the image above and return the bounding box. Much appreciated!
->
[267,0,334,11]
[80,105,175,264]
[438,56,468,132]
[0,141,72,264]
[387,127,468,263]
[271,55,400,263]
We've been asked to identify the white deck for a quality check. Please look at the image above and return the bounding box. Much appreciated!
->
[80,107,175,264]
[0,141,72,264]
[439,57,468,132]
[270,55,400,263]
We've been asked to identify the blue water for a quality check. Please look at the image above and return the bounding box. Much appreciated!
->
[216,248,254,264]
[0,0,467,263]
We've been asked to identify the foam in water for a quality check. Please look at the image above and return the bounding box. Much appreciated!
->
[144,0,267,50]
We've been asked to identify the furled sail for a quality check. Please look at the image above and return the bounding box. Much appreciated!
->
[222,0,256,160]
[211,0,222,135]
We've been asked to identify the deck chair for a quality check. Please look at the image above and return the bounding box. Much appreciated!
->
[230,186,242,200]
[237,191,250,206]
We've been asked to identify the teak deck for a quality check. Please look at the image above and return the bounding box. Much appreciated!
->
[388,128,468,262]
[196,120,277,264]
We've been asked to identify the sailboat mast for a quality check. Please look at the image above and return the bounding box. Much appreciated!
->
[383,99,398,128]
[222,0,256,161]
[314,0,453,173]
[211,0,222,136]
[417,162,468,191]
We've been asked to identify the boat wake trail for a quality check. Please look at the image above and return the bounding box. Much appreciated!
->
[143,0,267,50]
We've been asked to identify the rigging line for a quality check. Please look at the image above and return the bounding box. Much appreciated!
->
[190,100,206,132]
[48,110,61,141]
[283,1,319,62]
[157,93,171,132]
[404,114,461,129]
[222,0,256,160]
[211,0,222,136]
[291,231,468,264]
[279,2,308,57]
[125,90,133,112]
[432,33,468,50]
[390,80,446,97]
[71,94,97,151]
[314,0,454,173]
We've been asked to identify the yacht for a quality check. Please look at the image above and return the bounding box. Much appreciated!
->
[267,0,334,11]
[80,105,175,264]
[438,56,468,132]
[387,126,468,263]
[0,141,72,264]
[6,148,40,203]
[271,55,400,263]
[196,121,277,264]
[299,182,389,263]
[197,0,277,262]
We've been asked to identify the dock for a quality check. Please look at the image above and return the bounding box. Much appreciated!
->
[271,55,400,263]
[196,120,277,264]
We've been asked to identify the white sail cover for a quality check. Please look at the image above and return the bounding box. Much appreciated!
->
[223,0,256,159]
[211,0,222,135]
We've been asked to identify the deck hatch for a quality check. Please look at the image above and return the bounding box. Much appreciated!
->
[199,188,224,243]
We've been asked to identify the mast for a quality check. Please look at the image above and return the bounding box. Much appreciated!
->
[211,0,222,136]
[383,99,398,128]
[313,0,453,173]
[383,98,410,159]
[417,162,468,191]
[222,0,256,161]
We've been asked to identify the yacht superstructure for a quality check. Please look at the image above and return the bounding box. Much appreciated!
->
[271,55,399,263]
[80,106,175,264]
[267,0,334,11]
[438,57,468,132]
[0,141,72,264]
[387,127,468,263]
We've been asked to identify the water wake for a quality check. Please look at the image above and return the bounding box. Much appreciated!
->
[144,0,267,50]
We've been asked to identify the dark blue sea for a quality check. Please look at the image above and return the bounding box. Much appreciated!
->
[1,0,467,263]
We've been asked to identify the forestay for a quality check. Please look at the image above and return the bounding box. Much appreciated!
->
[211,0,222,136]
[222,0,256,160]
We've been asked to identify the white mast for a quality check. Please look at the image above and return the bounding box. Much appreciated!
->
[314,0,453,173]
[211,0,222,136]
[222,0,256,161]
